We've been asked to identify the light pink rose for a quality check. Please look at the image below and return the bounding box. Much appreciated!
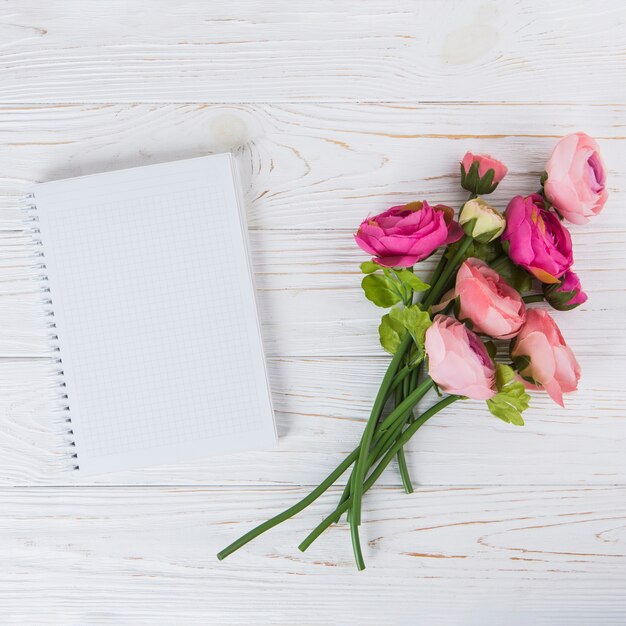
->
[354,201,462,268]
[425,315,496,400]
[544,132,608,225]
[511,309,581,407]
[454,258,526,339]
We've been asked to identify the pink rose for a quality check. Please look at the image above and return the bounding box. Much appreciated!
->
[425,315,496,400]
[544,132,608,225]
[461,152,508,195]
[511,309,581,407]
[354,201,462,268]
[454,258,526,339]
[502,194,573,284]
[543,270,588,311]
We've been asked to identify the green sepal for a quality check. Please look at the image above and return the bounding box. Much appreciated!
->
[361,273,402,308]
[378,313,408,355]
[484,340,497,360]
[395,269,429,292]
[540,170,548,186]
[486,363,530,426]
[360,260,380,274]
[473,226,504,244]
[511,354,531,373]
[461,161,500,195]
[460,217,478,239]
[543,282,582,311]
[493,256,533,294]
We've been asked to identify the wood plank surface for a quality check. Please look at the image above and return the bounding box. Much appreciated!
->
[1,1,625,622]
[0,1,624,103]
[1,485,625,625]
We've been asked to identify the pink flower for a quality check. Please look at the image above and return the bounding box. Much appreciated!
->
[454,258,526,339]
[425,315,496,400]
[502,194,573,284]
[461,152,508,194]
[354,201,462,268]
[544,132,608,225]
[511,309,581,407]
[543,270,588,311]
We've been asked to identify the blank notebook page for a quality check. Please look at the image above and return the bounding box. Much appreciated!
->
[33,154,276,475]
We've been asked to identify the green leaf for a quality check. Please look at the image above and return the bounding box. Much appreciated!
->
[360,260,380,274]
[493,256,533,293]
[395,269,430,292]
[389,304,432,350]
[378,313,407,355]
[361,273,402,308]
[486,363,530,426]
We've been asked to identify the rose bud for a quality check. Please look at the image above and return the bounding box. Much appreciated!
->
[454,258,526,339]
[459,197,506,242]
[502,194,573,283]
[460,152,508,195]
[511,309,581,407]
[543,270,588,311]
[354,201,462,268]
[425,315,496,400]
[544,132,608,225]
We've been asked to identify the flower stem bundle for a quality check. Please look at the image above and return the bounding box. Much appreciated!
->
[218,133,607,570]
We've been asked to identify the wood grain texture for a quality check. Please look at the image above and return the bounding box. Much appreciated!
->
[1,102,625,230]
[0,1,625,103]
[1,1,626,621]
[1,485,625,625]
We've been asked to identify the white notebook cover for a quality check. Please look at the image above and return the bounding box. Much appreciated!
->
[33,154,276,475]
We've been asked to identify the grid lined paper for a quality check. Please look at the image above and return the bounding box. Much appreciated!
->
[33,155,276,475]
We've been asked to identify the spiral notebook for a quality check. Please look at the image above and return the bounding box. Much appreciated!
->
[25,154,276,475]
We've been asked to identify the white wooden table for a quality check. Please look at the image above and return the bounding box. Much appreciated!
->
[1,2,626,624]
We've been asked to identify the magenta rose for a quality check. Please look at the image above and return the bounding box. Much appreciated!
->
[425,315,496,400]
[354,201,462,268]
[461,152,508,195]
[544,132,608,225]
[543,270,588,311]
[502,194,573,284]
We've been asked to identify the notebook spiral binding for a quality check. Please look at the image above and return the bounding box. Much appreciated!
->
[20,193,79,471]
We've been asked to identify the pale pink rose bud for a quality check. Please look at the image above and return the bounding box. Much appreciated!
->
[425,315,496,400]
[459,198,506,242]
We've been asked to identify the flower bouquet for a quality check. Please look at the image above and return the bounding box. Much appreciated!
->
[217,132,608,570]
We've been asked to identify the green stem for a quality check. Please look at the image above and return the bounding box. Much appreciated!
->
[523,294,545,304]
[395,378,413,494]
[351,333,412,526]
[216,447,359,560]
[298,395,460,556]
[389,364,411,394]
[422,236,473,309]
[377,378,434,433]
[490,254,509,272]
[420,252,447,304]
[337,378,432,516]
